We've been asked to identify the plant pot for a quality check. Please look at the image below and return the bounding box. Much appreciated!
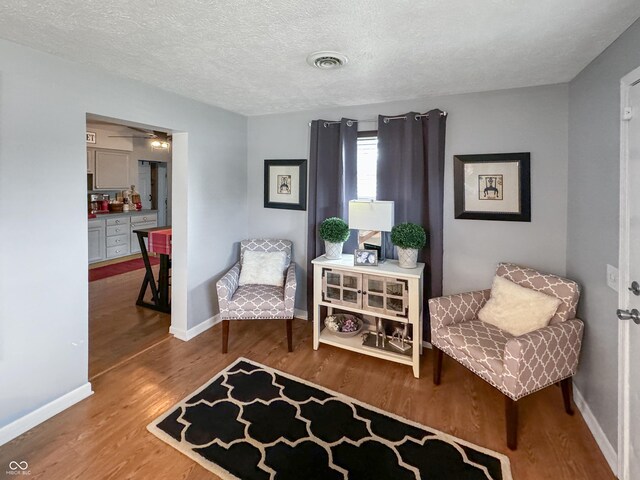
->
[324,241,344,260]
[397,247,418,268]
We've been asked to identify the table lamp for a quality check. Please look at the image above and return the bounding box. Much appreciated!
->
[348,200,395,261]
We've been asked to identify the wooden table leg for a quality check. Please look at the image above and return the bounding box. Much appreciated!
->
[135,231,170,313]
[158,254,170,310]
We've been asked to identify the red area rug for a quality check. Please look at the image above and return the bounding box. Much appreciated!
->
[89,257,159,282]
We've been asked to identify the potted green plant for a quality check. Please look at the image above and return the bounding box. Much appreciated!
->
[390,222,426,268]
[320,217,350,260]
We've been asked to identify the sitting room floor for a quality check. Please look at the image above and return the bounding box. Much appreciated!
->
[0,315,613,479]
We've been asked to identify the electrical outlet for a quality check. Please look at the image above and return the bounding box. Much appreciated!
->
[607,264,619,292]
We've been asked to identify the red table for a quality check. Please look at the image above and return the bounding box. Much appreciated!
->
[133,226,171,314]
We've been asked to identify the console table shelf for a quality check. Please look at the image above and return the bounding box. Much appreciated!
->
[312,254,425,378]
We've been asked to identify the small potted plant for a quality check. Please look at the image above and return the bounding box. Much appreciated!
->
[390,222,426,268]
[320,217,350,260]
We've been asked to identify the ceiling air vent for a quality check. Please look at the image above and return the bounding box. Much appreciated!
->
[306,51,348,69]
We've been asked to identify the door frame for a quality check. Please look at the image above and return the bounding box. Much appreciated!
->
[617,64,640,480]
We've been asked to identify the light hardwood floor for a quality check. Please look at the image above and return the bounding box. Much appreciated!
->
[89,265,170,379]
[1,270,614,479]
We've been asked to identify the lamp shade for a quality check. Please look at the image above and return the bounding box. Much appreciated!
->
[348,200,395,232]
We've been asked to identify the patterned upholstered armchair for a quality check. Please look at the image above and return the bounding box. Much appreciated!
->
[429,263,584,450]
[216,239,296,353]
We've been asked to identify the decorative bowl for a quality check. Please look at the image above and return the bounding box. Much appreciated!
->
[324,314,364,338]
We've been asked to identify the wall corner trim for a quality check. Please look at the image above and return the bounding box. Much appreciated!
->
[294,309,308,321]
[573,384,618,476]
[170,314,221,341]
[0,382,93,447]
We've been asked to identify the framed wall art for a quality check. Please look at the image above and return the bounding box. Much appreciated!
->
[264,159,307,210]
[454,152,531,222]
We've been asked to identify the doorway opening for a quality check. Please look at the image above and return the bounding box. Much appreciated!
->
[86,114,173,380]
[138,160,170,227]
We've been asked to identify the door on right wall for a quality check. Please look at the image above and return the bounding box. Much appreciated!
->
[619,71,640,480]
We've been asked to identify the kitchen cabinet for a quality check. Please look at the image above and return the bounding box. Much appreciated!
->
[89,212,158,263]
[130,213,158,254]
[88,219,106,263]
[87,150,94,173]
[105,215,130,259]
[94,151,130,190]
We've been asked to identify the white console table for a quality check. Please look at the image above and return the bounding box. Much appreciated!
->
[312,254,425,378]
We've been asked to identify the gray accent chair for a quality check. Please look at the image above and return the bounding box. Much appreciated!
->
[216,239,296,353]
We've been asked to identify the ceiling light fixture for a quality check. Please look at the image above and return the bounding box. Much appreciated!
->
[151,140,170,149]
[306,51,348,69]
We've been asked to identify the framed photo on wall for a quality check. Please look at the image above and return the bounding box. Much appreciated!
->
[264,159,307,210]
[454,152,531,222]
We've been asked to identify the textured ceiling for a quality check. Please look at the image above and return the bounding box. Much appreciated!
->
[0,1,639,115]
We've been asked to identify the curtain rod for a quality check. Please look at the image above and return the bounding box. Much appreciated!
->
[308,111,447,127]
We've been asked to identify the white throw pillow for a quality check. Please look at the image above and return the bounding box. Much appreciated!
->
[238,251,287,287]
[478,275,562,336]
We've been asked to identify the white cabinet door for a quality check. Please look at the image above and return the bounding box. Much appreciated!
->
[130,220,157,254]
[95,151,130,189]
[87,150,94,173]
[88,222,105,263]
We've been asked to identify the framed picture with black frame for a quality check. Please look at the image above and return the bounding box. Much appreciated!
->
[454,152,531,222]
[264,159,307,211]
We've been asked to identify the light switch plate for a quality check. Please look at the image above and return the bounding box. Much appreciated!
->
[607,264,619,292]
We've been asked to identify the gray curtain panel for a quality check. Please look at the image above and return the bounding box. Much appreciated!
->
[306,118,358,318]
[377,110,447,335]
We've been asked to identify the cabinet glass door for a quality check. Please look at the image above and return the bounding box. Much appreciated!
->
[385,279,408,317]
[363,275,409,317]
[341,273,360,306]
[364,276,386,314]
[322,269,362,307]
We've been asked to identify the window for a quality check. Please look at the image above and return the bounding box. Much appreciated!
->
[357,132,378,199]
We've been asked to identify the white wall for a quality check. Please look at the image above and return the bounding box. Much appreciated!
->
[567,18,640,452]
[247,84,569,309]
[0,39,247,433]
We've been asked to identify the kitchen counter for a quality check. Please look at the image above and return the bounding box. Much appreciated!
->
[88,210,159,263]
[89,209,157,219]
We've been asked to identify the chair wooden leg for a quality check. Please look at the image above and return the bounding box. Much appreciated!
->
[560,377,575,415]
[433,348,443,385]
[222,320,229,354]
[286,318,293,352]
[505,396,518,450]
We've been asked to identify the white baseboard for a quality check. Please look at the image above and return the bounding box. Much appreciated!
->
[170,314,221,341]
[573,385,618,476]
[294,309,308,321]
[0,382,93,447]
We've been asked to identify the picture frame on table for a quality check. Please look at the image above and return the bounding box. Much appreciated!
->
[264,159,307,211]
[453,152,531,222]
[354,248,379,266]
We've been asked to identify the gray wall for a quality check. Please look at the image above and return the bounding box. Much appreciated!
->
[0,38,247,429]
[247,84,569,310]
[567,18,640,450]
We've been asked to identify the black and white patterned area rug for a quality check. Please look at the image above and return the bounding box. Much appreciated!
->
[148,358,512,480]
